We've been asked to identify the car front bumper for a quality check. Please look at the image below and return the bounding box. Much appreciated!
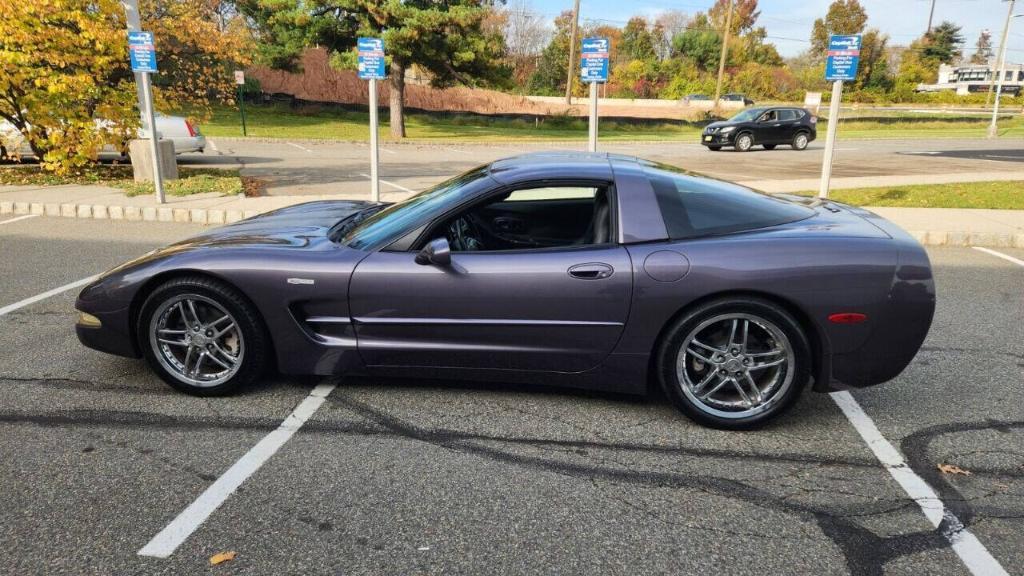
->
[701,132,736,146]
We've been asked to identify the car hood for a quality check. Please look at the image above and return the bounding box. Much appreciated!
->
[172,200,376,250]
[705,120,742,130]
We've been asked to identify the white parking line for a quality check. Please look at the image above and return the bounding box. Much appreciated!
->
[286,142,312,153]
[380,147,397,155]
[358,173,417,194]
[0,275,98,318]
[137,381,337,558]
[208,139,219,153]
[831,391,1008,576]
[973,247,1024,267]
[0,214,40,226]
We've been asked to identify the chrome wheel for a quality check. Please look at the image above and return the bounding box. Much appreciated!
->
[148,294,244,388]
[675,313,795,419]
[793,133,809,150]
[735,134,753,152]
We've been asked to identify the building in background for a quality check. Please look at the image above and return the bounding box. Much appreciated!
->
[917,63,1024,96]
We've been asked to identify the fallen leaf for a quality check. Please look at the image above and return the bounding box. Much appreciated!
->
[209,551,237,565]
[937,463,971,476]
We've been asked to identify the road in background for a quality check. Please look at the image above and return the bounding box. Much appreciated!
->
[184,138,1024,196]
[0,217,1020,575]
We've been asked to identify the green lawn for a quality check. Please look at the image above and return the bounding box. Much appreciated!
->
[794,181,1024,210]
[196,103,1024,142]
[0,164,243,197]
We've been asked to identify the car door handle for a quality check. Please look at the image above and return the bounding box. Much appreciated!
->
[569,263,613,280]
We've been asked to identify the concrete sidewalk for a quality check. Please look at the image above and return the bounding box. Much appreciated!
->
[2,182,1023,248]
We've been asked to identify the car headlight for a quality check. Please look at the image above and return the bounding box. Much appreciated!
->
[720,126,736,134]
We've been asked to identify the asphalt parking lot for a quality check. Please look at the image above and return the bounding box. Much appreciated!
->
[0,216,1021,575]
[184,137,1024,196]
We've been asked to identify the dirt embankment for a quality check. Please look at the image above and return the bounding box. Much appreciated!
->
[247,48,706,121]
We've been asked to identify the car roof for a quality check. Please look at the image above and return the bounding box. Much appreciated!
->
[488,152,627,184]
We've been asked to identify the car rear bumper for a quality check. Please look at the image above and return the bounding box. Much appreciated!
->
[171,135,206,154]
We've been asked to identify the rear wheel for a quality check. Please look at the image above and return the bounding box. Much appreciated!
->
[138,276,268,396]
[657,298,811,429]
[735,133,754,152]
[792,132,810,150]
[763,144,777,150]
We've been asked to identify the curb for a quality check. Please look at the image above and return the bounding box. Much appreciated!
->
[2,200,1023,249]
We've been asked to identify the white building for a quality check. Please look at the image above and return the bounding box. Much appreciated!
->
[917,63,1024,95]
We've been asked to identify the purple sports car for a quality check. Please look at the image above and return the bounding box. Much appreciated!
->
[76,153,935,429]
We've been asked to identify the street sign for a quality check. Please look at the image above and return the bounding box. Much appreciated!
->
[357,37,386,80]
[825,35,861,81]
[128,31,157,73]
[234,70,245,85]
[580,37,609,83]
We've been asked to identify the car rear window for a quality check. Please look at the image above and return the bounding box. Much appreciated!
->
[646,165,814,239]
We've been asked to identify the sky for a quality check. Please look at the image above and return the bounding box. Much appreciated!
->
[527,0,1024,62]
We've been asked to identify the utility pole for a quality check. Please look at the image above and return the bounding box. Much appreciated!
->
[926,0,937,33]
[565,0,581,105]
[988,0,1017,139]
[713,0,734,113]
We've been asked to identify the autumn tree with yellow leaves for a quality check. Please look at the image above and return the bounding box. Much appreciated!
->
[0,0,251,174]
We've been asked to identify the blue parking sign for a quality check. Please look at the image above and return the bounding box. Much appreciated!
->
[825,35,861,82]
[580,37,609,83]
[358,38,386,80]
[128,31,157,73]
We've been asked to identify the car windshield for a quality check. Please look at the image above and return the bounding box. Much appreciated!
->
[341,165,491,250]
[728,109,762,122]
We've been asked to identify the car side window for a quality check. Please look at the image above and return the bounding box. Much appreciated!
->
[646,167,814,239]
[428,184,612,252]
[778,110,797,122]
[759,110,777,122]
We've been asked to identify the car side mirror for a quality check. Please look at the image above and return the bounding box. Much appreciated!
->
[415,237,451,267]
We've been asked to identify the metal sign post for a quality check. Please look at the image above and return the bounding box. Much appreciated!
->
[128,31,164,204]
[819,35,861,199]
[580,37,609,153]
[358,38,386,203]
[234,70,247,136]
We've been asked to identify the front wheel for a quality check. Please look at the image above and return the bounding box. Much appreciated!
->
[657,298,811,429]
[138,276,269,396]
[734,133,753,152]
[792,132,810,151]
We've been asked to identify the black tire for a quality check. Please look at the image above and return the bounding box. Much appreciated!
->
[656,297,812,430]
[734,133,754,152]
[138,276,269,396]
[792,131,810,151]
[763,144,777,150]
[707,146,722,151]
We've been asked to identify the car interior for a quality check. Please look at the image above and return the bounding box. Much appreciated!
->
[428,184,613,252]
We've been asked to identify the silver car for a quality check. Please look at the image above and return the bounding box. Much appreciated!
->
[0,114,206,158]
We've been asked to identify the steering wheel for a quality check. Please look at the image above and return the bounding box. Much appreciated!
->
[446,215,486,251]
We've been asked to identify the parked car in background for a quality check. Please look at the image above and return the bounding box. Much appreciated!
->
[145,114,206,155]
[721,93,755,106]
[701,107,817,152]
[0,114,205,159]
[683,94,711,104]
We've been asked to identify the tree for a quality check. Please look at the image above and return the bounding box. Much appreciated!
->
[239,0,509,138]
[619,17,657,63]
[673,14,722,71]
[854,29,892,91]
[527,11,573,96]
[709,0,761,35]
[0,0,250,174]
[653,10,689,60]
[922,21,964,65]
[970,29,993,65]
[810,0,868,60]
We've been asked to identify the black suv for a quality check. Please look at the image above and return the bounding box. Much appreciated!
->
[702,107,817,152]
